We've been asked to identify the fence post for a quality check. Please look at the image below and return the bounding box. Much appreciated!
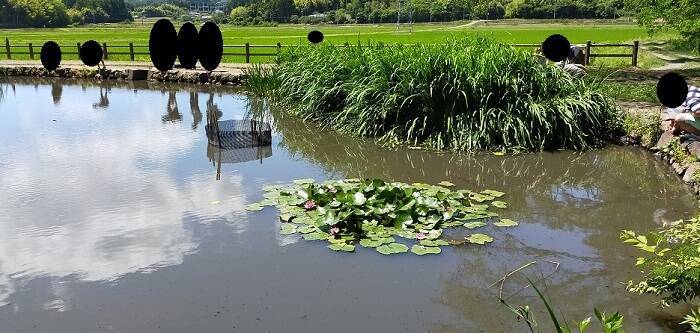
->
[245,43,250,63]
[277,42,281,54]
[102,42,108,60]
[585,40,591,66]
[632,40,639,67]
[28,43,34,60]
[129,43,135,61]
[5,39,10,60]
[77,42,81,59]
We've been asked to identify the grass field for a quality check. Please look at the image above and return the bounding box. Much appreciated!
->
[0,20,666,66]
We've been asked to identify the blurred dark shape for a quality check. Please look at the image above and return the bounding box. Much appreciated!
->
[542,34,571,62]
[307,30,324,44]
[198,22,223,71]
[80,40,103,67]
[657,72,689,108]
[149,19,178,72]
[51,82,62,105]
[178,22,199,69]
[40,41,61,71]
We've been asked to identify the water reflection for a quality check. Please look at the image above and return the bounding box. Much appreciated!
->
[162,91,181,123]
[0,78,251,308]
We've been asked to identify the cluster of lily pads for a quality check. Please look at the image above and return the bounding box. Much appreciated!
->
[246,178,517,255]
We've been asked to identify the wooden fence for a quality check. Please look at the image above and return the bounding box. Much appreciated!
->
[2,39,641,66]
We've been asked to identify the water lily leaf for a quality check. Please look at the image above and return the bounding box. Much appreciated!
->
[491,201,508,209]
[328,243,355,252]
[493,219,518,227]
[411,245,442,255]
[376,243,409,255]
[359,239,383,248]
[438,181,455,187]
[492,152,505,156]
[465,233,493,245]
[464,221,487,229]
[481,189,505,198]
[394,212,413,228]
[280,213,293,222]
[442,221,463,228]
[420,239,449,247]
[246,203,264,211]
[299,225,318,234]
[263,191,281,199]
[280,224,298,235]
[303,231,328,241]
[353,192,367,206]
[259,198,276,206]
[293,178,314,185]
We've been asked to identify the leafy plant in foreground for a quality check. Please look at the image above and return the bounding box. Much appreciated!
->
[246,178,516,255]
[247,38,622,152]
[621,217,700,307]
[501,278,625,333]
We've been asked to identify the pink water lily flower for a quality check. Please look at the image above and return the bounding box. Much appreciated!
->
[304,200,316,210]
[416,232,428,240]
[330,227,340,236]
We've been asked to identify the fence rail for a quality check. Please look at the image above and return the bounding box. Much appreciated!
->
[2,39,641,66]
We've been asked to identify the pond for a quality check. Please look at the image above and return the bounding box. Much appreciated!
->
[0,77,696,332]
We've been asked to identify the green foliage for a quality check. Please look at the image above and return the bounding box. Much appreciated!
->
[681,308,700,333]
[133,3,185,19]
[622,111,663,147]
[621,217,700,307]
[501,278,625,333]
[247,178,515,255]
[7,0,70,27]
[251,38,621,152]
[625,0,700,52]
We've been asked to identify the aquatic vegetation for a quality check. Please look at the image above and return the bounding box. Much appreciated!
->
[501,278,625,333]
[247,38,621,152]
[246,178,516,255]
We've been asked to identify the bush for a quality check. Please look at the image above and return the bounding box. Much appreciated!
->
[622,217,700,306]
[8,0,70,27]
[229,6,251,25]
[249,38,621,152]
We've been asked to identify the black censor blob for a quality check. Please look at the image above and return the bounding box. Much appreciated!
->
[307,30,324,44]
[40,41,61,71]
[657,72,689,108]
[198,22,223,71]
[542,34,571,62]
[149,19,178,72]
[79,40,103,67]
[177,22,199,69]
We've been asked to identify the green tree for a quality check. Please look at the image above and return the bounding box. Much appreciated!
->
[8,0,69,26]
[625,0,700,51]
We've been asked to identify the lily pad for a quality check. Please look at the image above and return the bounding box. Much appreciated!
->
[481,189,505,198]
[303,231,328,241]
[419,239,449,247]
[465,233,493,245]
[376,243,409,255]
[280,224,298,235]
[494,218,518,227]
[491,201,508,209]
[411,245,442,255]
[359,239,384,248]
[293,178,315,185]
[245,203,265,211]
[328,243,355,252]
[438,181,455,187]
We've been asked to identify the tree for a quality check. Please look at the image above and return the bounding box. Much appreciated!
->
[8,0,69,27]
[625,0,700,51]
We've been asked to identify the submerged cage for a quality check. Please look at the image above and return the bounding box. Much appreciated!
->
[205,119,272,149]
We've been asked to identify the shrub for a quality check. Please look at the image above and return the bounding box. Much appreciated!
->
[621,217,700,307]
[248,38,622,152]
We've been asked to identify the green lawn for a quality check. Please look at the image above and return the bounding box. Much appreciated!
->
[0,21,657,65]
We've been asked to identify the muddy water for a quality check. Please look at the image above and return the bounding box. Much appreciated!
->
[0,77,696,332]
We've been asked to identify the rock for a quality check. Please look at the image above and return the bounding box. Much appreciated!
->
[654,130,676,150]
[672,162,686,175]
[688,142,700,158]
[684,162,700,183]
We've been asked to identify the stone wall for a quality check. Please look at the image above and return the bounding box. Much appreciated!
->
[0,65,246,86]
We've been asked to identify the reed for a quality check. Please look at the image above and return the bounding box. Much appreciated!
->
[247,38,622,152]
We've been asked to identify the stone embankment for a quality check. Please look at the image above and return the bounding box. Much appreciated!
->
[0,62,247,85]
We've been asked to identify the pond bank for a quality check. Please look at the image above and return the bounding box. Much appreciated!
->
[0,61,249,85]
[622,104,700,196]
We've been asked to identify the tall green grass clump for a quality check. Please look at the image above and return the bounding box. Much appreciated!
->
[249,38,621,151]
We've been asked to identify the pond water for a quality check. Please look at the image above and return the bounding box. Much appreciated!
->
[0,77,697,332]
